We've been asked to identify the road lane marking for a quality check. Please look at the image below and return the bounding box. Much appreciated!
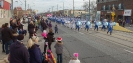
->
[124,49,133,54]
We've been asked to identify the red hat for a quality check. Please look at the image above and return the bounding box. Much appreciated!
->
[57,37,62,41]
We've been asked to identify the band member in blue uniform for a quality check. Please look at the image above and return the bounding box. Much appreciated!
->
[85,21,90,32]
[75,21,81,31]
[94,20,100,31]
[107,21,115,35]
[101,19,108,31]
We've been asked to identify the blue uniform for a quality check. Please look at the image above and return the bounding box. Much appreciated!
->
[107,22,113,35]
[101,21,107,31]
[85,21,90,31]
[94,21,99,31]
[75,21,81,31]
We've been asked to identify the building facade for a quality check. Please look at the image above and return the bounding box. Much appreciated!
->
[97,0,133,24]
[0,0,11,18]
[64,9,88,17]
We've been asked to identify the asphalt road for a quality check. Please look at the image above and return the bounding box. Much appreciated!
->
[21,19,133,63]
[43,21,133,63]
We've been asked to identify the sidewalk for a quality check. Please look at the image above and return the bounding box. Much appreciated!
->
[0,22,71,63]
[0,18,11,63]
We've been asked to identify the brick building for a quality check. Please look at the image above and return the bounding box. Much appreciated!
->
[14,7,23,18]
[97,0,133,24]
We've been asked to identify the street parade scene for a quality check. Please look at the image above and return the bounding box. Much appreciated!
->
[0,0,133,63]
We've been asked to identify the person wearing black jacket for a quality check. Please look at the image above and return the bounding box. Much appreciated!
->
[44,29,54,53]
[0,24,5,52]
[9,35,30,63]
[28,21,35,38]
[40,19,47,31]
[1,23,13,54]
[11,19,18,32]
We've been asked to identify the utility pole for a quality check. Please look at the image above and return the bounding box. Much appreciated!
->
[73,0,74,17]
[25,0,26,11]
[28,4,29,9]
[11,0,14,17]
[52,6,54,14]
[63,2,64,16]
[89,0,90,20]
[57,4,58,11]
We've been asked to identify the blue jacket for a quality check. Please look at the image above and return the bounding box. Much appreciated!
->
[28,44,42,63]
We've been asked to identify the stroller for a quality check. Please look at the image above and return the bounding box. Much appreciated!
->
[42,50,56,63]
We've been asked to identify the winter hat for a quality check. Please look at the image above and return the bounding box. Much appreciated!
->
[43,30,47,33]
[47,49,51,53]
[73,53,79,58]
[57,37,62,41]
[41,32,47,38]
[17,34,24,41]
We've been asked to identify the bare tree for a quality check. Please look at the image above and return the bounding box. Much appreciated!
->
[82,1,97,20]
[82,1,97,13]
[82,1,89,12]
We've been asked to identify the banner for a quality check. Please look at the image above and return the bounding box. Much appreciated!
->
[123,9,132,16]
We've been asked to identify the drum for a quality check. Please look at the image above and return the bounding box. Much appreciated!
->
[97,21,101,26]
[86,21,90,26]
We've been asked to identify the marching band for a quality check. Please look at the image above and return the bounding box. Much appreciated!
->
[48,16,116,35]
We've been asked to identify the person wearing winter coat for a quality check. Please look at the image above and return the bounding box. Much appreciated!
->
[54,37,63,63]
[69,53,80,63]
[11,19,18,31]
[17,20,24,30]
[27,36,42,63]
[28,21,35,38]
[40,19,48,31]
[1,23,13,54]
[44,29,54,53]
[0,24,5,53]
[12,30,19,42]
[48,21,52,29]
[54,25,58,33]
[9,35,30,63]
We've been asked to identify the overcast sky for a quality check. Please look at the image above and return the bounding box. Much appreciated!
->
[13,0,96,13]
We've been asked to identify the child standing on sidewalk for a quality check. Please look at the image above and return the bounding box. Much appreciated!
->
[54,25,58,34]
[54,37,63,63]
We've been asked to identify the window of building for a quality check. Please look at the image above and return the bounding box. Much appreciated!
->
[105,5,110,10]
[101,5,106,11]
[118,3,124,10]
[118,3,122,10]
[109,5,111,10]
[103,5,105,11]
